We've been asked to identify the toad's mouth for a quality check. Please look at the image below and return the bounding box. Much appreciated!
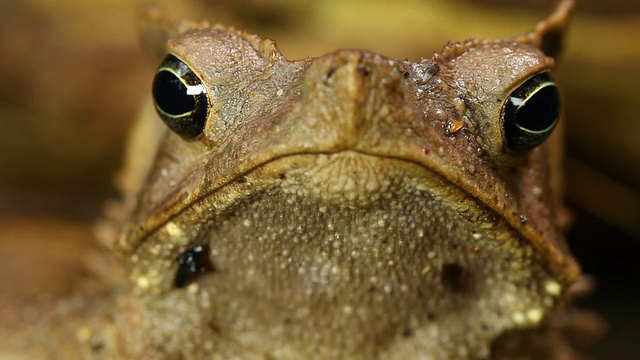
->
[125,150,575,281]
[124,151,570,358]
[166,151,566,358]
[119,142,579,282]
[188,150,483,232]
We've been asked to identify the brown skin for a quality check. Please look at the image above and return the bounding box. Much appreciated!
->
[0,1,590,359]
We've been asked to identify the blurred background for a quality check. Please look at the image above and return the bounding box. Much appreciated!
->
[0,0,638,358]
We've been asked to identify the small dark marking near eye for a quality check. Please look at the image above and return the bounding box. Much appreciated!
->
[326,66,337,79]
[402,71,410,79]
[358,65,372,76]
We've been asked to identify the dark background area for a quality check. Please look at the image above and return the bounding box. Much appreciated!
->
[568,206,640,359]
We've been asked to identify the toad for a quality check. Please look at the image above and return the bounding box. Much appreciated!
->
[1,1,598,359]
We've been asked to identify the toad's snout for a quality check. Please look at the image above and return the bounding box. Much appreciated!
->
[300,50,409,149]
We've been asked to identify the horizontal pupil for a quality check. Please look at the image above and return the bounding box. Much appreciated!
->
[515,85,559,132]
[153,70,196,116]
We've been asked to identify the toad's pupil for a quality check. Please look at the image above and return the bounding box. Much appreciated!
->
[512,84,559,132]
[153,70,196,116]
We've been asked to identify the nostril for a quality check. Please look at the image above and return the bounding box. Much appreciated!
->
[326,66,337,80]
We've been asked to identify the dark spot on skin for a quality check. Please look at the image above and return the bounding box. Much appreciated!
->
[174,244,216,288]
[91,341,104,353]
[441,263,471,293]
[481,322,489,330]
[426,312,436,321]
[326,66,337,79]
[278,173,286,180]
[402,71,410,79]
[208,321,221,334]
[402,328,413,337]
[236,176,247,183]
[283,317,292,325]
[358,64,372,76]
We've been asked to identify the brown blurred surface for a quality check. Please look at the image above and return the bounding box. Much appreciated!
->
[0,0,149,218]
[0,0,638,358]
[0,217,91,296]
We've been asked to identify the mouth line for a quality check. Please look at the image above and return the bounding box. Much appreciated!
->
[200,149,442,203]
[124,149,578,282]
[129,149,443,245]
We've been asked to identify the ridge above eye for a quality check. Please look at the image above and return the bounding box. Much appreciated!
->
[152,54,208,139]
[502,72,560,153]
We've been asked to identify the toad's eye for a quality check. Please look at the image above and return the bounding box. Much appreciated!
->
[502,72,560,152]
[152,54,208,139]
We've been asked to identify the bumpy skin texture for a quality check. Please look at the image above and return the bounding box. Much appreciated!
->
[0,1,588,359]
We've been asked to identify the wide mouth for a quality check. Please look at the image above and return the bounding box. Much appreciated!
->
[123,151,442,246]
[159,152,566,357]
[137,151,564,282]
[120,151,573,357]
[122,150,577,292]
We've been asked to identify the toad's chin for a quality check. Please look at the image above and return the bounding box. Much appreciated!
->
[175,151,566,359]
